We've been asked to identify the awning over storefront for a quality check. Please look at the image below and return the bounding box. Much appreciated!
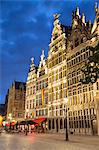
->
[33,117,46,125]
[19,121,26,125]
[27,120,37,125]
[18,118,46,126]
[19,120,37,125]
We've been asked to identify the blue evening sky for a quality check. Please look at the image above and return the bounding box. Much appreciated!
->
[0,0,98,103]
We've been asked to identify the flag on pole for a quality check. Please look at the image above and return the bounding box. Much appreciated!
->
[42,88,44,107]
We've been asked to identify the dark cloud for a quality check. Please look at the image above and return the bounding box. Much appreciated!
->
[0,0,98,103]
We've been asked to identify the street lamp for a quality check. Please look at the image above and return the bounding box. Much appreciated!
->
[64,97,69,141]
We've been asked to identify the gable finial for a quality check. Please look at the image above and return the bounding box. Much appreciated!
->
[76,7,80,17]
[31,57,34,64]
[42,49,44,55]
[82,13,85,24]
[53,13,60,20]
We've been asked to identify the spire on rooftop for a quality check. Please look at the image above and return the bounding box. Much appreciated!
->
[82,13,85,24]
[76,7,80,17]
[31,57,34,64]
[53,13,61,26]
[29,57,35,72]
[41,49,45,61]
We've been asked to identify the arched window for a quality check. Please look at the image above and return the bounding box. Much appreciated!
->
[39,69,45,77]
[54,46,58,52]
[53,33,58,40]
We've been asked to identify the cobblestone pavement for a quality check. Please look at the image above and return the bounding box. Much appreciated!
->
[0,132,99,150]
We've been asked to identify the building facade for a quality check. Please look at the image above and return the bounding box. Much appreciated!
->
[25,57,37,119]
[25,6,99,135]
[7,81,26,121]
[25,50,48,120]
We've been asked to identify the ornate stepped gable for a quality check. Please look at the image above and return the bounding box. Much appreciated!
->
[48,13,70,67]
[49,13,71,51]
[51,14,63,42]
[68,7,93,52]
[29,57,37,72]
[49,7,95,55]
[27,57,37,82]
[37,49,48,78]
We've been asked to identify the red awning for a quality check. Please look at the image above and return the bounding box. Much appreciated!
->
[33,117,46,124]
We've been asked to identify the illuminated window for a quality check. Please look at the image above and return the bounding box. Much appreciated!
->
[39,69,45,77]
[53,33,58,40]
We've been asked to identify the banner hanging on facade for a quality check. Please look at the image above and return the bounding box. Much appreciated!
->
[42,88,44,107]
